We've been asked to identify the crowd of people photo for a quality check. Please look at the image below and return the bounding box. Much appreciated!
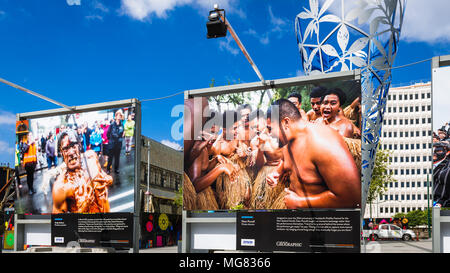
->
[184,85,362,211]
[433,123,450,207]
[14,107,136,214]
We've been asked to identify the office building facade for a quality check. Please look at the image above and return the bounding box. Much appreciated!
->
[364,82,433,218]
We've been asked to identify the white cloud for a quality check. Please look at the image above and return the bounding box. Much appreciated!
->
[85,15,103,21]
[245,6,290,45]
[161,139,183,151]
[322,0,450,44]
[0,111,16,125]
[66,0,81,6]
[268,5,288,32]
[0,140,13,155]
[401,0,450,43]
[93,1,109,13]
[119,0,244,21]
[219,35,239,55]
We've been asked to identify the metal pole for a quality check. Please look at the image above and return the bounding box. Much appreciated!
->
[147,142,150,194]
[427,174,431,238]
[219,13,265,85]
[0,78,74,111]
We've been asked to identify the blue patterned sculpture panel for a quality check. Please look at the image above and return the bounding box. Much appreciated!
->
[295,0,406,212]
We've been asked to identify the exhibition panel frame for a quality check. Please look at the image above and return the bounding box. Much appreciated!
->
[431,55,450,253]
[14,98,141,253]
[182,70,363,253]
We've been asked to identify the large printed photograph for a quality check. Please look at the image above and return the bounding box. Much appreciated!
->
[183,80,361,210]
[432,66,450,208]
[14,106,136,214]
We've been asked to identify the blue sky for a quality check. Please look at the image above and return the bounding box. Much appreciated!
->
[0,0,449,165]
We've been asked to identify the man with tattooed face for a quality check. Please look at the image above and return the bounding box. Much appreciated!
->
[52,131,113,213]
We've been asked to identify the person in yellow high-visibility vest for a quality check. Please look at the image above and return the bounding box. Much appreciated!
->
[21,132,37,195]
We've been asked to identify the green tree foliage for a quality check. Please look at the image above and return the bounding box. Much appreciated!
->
[394,209,431,228]
[270,85,312,111]
[368,148,396,218]
[173,186,183,208]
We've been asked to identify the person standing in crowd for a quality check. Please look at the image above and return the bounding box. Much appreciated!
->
[15,141,22,189]
[90,124,103,156]
[21,132,37,195]
[45,132,58,169]
[83,122,92,151]
[287,92,307,121]
[124,113,135,156]
[107,109,125,174]
[306,86,326,121]
[76,125,87,153]
[100,119,110,168]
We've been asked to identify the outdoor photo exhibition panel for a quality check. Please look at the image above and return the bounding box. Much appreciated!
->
[15,99,140,249]
[431,57,450,253]
[183,71,362,252]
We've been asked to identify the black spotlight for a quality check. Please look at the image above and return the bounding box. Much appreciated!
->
[206,5,227,39]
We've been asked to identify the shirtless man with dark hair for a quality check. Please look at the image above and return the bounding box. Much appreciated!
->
[52,131,113,213]
[287,92,307,121]
[306,86,327,122]
[187,111,238,194]
[315,88,354,138]
[266,99,360,209]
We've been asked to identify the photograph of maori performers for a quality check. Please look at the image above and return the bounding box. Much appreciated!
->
[14,107,136,214]
[183,81,361,210]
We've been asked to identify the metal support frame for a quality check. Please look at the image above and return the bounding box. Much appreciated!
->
[14,98,141,253]
[182,70,362,253]
[185,69,360,99]
[431,54,450,253]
